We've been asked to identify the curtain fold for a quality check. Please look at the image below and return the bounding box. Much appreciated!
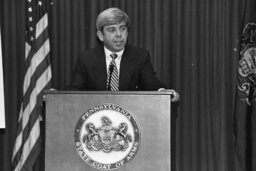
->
[0,0,25,170]
[0,0,246,171]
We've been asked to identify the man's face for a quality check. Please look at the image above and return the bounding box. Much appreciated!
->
[97,21,128,52]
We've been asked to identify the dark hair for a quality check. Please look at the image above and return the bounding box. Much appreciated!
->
[96,8,129,32]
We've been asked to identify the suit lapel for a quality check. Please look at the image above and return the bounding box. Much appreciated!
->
[94,46,107,90]
[119,46,134,90]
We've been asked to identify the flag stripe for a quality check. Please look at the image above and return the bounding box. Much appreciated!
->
[34,29,49,52]
[13,68,52,170]
[21,58,51,128]
[25,43,31,60]
[12,66,51,169]
[14,118,40,171]
[18,136,41,171]
[12,107,24,160]
[23,39,50,94]
[22,66,52,131]
[36,13,48,39]
[23,42,50,110]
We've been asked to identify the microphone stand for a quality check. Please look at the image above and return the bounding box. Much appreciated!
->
[107,64,114,91]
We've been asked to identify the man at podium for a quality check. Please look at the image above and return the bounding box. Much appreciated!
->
[45,8,178,171]
[68,7,166,91]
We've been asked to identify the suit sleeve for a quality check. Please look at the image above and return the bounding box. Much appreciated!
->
[138,52,166,90]
[67,57,88,90]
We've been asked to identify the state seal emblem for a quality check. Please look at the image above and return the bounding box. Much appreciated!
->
[74,104,140,170]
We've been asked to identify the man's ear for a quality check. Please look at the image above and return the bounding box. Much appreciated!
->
[97,31,104,42]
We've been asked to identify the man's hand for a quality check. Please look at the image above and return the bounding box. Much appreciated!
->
[158,88,180,102]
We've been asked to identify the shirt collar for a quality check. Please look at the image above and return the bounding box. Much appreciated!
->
[104,46,124,59]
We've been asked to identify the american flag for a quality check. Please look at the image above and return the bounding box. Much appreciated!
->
[12,0,52,170]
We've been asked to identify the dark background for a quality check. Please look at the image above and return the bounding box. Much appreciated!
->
[0,0,244,170]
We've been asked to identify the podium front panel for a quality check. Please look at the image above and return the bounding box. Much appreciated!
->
[45,91,171,171]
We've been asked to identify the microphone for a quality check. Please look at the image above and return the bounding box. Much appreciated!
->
[107,64,114,90]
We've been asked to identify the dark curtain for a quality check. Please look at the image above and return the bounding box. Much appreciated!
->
[0,0,245,171]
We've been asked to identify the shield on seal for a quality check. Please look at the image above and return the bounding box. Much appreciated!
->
[99,125,115,145]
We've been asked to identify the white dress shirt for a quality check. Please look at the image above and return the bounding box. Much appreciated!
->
[104,47,124,77]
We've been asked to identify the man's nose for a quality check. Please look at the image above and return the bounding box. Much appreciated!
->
[115,29,122,37]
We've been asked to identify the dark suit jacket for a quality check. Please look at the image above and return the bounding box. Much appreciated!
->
[68,44,166,91]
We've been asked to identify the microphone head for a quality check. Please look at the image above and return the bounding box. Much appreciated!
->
[109,64,114,72]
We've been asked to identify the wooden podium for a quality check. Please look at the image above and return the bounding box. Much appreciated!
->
[45,91,173,171]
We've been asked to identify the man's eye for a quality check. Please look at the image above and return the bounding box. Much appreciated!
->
[120,26,127,31]
[107,28,115,32]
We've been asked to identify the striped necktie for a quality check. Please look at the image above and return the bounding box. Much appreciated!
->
[107,53,119,91]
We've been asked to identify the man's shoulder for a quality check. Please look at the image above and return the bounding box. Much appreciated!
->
[79,46,102,55]
[77,45,104,59]
[125,44,149,56]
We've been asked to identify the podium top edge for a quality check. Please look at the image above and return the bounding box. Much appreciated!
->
[44,90,173,95]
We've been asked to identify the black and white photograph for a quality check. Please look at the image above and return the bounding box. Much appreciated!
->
[0,0,255,171]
